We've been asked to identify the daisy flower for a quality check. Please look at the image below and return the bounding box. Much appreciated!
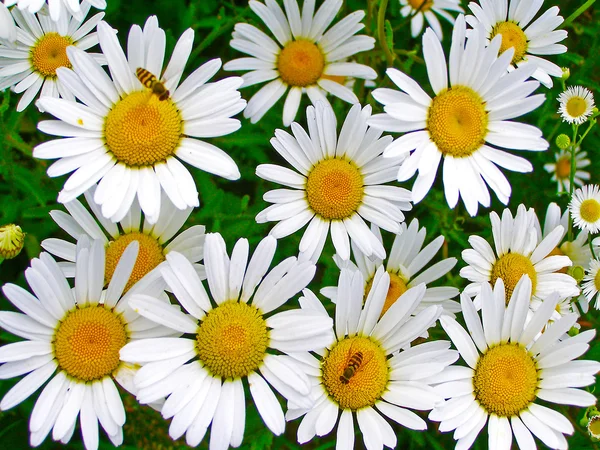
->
[33,17,245,224]
[570,184,600,234]
[224,0,376,126]
[0,239,174,449]
[466,0,568,88]
[558,86,596,125]
[287,266,457,449]
[0,2,16,41]
[3,0,106,21]
[368,16,548,217]
[430,277,600,450]
[322,219,460,317]
[256,102,412,262]
[119,233,334,449]
[41,186,205,290]
[460,204,579,306]
[400,0,463,40]
[544,147,590,194]
[582,258,600,310]
[0,4,104,112]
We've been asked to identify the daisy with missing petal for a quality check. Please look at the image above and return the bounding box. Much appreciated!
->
[0,4,104,111]
[544,147,590,194]
[119,234,334,449]
[33,17,245,224]
[41,186,205,289]
[0,239,174,450]
[287,266,456,450]
[460,204,579,306]
[3,0,106,22]
[368,17,548,217]
[570,185,600,234]
[582,259,600,310]
[558,86,595,125]
[322,219,460,317]
[466,0,568,88]
[430,277,600,450]
[256,103,412,262]
[224,0,376,126]
[400,0,463,40]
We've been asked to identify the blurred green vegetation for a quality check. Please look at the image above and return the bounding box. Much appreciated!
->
[0,0,599,449]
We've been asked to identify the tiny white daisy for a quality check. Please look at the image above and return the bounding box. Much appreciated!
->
[3,0,106,22]
[322,219,460,317]
[33,16,245,224]
[400,0,463,40]
[570,184,600,234]
[558,86,596,125]
[368,16,549,217]
[466,0,568,88]
[544,146,591,194]
[430,277,600,450]
[460,204,579,306]
[287,266,456,449]
[0,238,174,450]
[0,2,16,41]
[119,233,333,449]
[582,258,600,310]
[41,186,205,288]
[224,0,376,126]
[0,4,104,112]
[256,102,412,262]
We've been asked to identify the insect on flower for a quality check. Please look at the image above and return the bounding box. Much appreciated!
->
[136,67,170,101]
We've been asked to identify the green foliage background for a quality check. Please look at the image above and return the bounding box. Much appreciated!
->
[0,0,599,448]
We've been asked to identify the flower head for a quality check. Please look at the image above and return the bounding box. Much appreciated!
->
[0,223,25,259]
[544,146,590,193]
[558,86,595,124]
[3,0,106,21]
[570,184,600,234]
[582,258,600,310]
[400,0,463,40]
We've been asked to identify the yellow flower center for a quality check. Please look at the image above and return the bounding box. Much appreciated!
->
[407,0,433,11]
[0,224,25,260]
[490,22,528,65]
[306,158,364,220]
[54,306,127,381]
[566,96,588,118]
[579,199,600,223]
[589,415,600,439]
[277,40,325,87]
[490,253,537,302]
[196,301,269,379]
[321,336,389,411]
[555,156,572,179]
[104,91,182,167]
[594,269,600,291]
[105,232,166,292]
[365,272,409,317]
[473,343,538,417]
[427,86,488,158]
[30,32,72,78]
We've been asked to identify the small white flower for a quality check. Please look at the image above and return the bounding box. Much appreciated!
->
[399,0,463,40]
[570,184,600,234]
[544,147,590,193]
[558,86,595,124]
[582,258,600,310]
[3,0,106,22]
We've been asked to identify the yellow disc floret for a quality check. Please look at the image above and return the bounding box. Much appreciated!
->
[407,0,433,11]
[105,232,166,292]
[104,91,182,166]
[491,253,537,302]
[365,272,409,317]
[427,86,488,158]
[196,301,269,379]
[321,336,389,410]
[566,96,588,119]
[490,22,528,65]
[277,40,325,87]
[306,158,364,220]
[30,32,73,78]
[473,343,538,417]
[54,306,127,381]
[579,199,600,223]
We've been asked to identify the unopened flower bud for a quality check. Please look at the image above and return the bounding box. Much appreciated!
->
[569,265,585,282]
[556,134,571,150]
[0,224,25,259]
[561,67,570,81]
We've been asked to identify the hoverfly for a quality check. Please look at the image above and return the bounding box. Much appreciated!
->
[339,344,373,385]
[136,67,170,101]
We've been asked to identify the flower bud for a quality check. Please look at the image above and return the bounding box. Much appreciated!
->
[555,134,571,150]
[569,265,585,282]
[0,224,25,259]
[561,67,570,81]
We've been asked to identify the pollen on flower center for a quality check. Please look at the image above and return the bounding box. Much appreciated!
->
[321,336,389,410]
[365,272,408,317]
[54,306,127,381]
[277,40,325,87]
[579,199,600,223]
[427,86,488,158]
[566,97,588,118]
[555,156,572,179]
[30,32,73,78]
[407,0,433,11]
[306,158,364,220]
[105,232,165,292]
[473,343,538,417]
[196,301,269,379]
[490,253,537,302]
[490,21,528,64]
[104,91,182,167]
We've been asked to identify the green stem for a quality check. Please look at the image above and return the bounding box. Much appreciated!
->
[567,123,579,241]
[377,0,395,67]
[589,235,597,260]
[561,0,597,28]
[578,119,597,144]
